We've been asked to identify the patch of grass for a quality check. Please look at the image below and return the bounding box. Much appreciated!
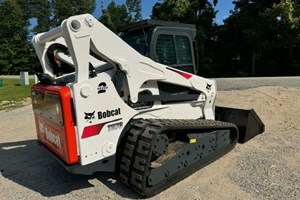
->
[0,78,35,110]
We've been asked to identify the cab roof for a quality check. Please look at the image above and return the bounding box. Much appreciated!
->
[119,19,196,33]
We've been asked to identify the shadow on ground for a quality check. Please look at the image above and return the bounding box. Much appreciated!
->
[0,140,139,198]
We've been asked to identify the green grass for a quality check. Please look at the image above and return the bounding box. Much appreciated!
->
[0,78,35,110]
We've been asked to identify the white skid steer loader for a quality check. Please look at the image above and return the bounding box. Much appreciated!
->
[31,14,264,197]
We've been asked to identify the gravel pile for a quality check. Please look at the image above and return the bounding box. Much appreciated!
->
[230,150,299,199]
[1,86,299,199]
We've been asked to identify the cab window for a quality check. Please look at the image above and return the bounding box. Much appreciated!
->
[155,34,194,73]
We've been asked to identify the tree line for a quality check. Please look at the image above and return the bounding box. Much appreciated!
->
[0,0,299,77]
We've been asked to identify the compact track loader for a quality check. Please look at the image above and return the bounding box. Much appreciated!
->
[31,14,264,197]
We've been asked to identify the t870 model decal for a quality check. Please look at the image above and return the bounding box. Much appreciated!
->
[108,122,123,132]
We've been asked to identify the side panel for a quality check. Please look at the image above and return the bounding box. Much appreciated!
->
[71,72,137,165]
[32,84,78,164]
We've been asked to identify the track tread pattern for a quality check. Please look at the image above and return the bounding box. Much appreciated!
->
[119,119,238,196]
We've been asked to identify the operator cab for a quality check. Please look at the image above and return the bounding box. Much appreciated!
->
[119,20,198,74]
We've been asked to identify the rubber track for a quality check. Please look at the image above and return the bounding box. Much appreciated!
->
[119,119,238,197]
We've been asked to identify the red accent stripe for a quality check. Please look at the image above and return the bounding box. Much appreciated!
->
[81,123,106,139]
[167,67,193,79]
[176,71,193,79]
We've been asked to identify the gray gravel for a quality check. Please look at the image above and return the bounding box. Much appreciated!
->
[230,151,299,199]
[1,86,300,199]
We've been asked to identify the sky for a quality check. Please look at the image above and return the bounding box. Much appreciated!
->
[29,1,234,31]
[93,0,234,24]
[213,1,235,24]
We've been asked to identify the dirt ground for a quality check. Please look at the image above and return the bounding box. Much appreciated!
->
[0,86,299,200]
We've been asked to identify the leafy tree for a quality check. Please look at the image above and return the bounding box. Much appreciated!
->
[27,0,95,33]
[151,0,193,22]
[0,0,97,75]
[15,0,37,20]
[0,0,30,74]
[99,1,130,33]
[52,0,96,26]
[216,0,300,76]
[99,0,143,33]
[126,0,142,22]
[32,0,52,34]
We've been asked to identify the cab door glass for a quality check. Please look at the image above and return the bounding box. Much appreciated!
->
[155,34,194,73]
[156,34,176,65]
[175,35,192,64]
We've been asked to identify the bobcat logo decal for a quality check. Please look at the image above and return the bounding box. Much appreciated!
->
[206,83,212,90]
[84,111,95,123]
